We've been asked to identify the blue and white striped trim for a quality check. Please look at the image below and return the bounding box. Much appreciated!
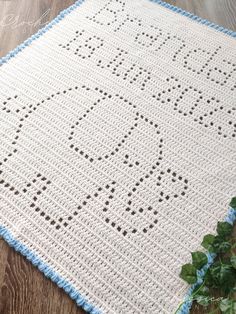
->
[150,0,236,38]
[177,207,236,314]
[0,225,101,314]
[0,0,235,313]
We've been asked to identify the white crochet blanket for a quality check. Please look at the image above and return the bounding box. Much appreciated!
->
[0,1,235,313]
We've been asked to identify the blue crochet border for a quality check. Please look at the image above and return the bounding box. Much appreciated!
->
[0,0,235,313]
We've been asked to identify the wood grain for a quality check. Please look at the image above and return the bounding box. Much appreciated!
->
[168,0,236,31]
[0,239,85,314]
[0,0,235,313]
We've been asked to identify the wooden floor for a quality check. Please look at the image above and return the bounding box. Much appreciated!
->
[0,1,235,313]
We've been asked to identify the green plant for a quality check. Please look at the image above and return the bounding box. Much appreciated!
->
[178,197,236,314]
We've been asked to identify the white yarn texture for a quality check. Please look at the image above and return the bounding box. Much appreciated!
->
[0,0,236,313]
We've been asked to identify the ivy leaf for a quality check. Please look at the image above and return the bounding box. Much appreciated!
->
[201,234,230,253]
[210,262,230,284]
[201,234,215,251]
[210,262,236,293]
[229,197,236,209]
[230,255,236,269]
[217,221,233,238]
[204,269,214,287]
[191,251,208,270]
[212,236,231,253]
[220,298,236,314]
[179,264,197,284]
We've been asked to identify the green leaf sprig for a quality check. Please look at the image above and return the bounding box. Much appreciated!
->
[178,197,236,313]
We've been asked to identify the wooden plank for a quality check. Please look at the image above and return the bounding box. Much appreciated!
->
[0,240,8,288]
[168,0,236,31]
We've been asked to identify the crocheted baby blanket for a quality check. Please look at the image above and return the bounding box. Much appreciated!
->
[0,0,235,313]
